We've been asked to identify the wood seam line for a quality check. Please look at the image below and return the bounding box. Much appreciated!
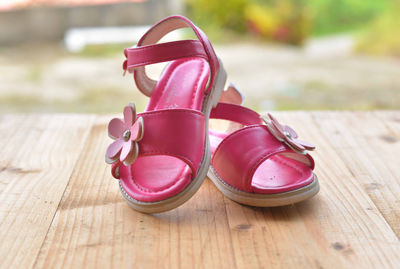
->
[341,112,400,240]
[0,115,31,197]
[307,112,393,266]
[31,115,96,268]
[371,111,400,240]
[221,196,239,269]
[373,111,400,136]
[310,111,399,240]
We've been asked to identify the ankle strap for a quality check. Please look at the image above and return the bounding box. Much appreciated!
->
[123,40,208,69]
[211,84,262,125]
[211,103,263,126]
[123,15,220,97]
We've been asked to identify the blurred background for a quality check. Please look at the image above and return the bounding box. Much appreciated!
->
[0,0,399,113]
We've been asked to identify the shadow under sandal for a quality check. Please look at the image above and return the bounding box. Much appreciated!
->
[105,15,227,213]
[208,85,319,207]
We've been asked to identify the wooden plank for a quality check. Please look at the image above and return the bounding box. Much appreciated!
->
[0,115,95,269]
[312,111,400,236]
[221,112,400,268]
[0,115,36,194]
[374,110,400,176]
[34,116,236,269]
[285,112,400,264]
[3,112,399,268]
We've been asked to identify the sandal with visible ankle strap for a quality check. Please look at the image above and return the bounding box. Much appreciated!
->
[208,85,319,207]
[105,15,227,213]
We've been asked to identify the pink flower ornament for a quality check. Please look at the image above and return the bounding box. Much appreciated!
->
[106,103,144,166]
[262,113,315,154]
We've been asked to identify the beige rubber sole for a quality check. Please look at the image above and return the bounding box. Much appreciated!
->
[119,59,227,214]
[208,166,320,207]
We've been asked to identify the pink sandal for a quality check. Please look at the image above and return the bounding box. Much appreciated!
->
[105,15,227,213]
[208,85,319,206]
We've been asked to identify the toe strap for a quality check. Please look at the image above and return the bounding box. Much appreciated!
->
[212,125,314,192]
[137,108,206,178]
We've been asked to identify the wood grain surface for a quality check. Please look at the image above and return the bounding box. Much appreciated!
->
[0,112,399,269]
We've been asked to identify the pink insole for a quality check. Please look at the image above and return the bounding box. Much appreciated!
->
[120,58,210,202]
[209,129,314,194]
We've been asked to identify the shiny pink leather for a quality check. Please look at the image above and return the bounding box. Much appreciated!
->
[136,109,205,177]
[118,57,210,202]
[124,40,208,69]
[120,156,192,202]
[124,15,219,97]
[210,102,262,125]
[210,102,315,194]
[146,58,208,111]
[114,15,220,203]
[119,108,205,202]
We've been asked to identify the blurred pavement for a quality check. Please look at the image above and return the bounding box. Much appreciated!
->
[1,39,399,113]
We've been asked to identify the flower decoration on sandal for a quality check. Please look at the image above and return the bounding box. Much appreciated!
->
[262,113,315,154]
[106,103,144,166]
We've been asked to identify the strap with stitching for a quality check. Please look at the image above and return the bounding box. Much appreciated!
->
[211,102,263,126]
[123,15,220,97]
[123,40,208,70]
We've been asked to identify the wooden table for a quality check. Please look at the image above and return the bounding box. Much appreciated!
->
[1,112,400,268]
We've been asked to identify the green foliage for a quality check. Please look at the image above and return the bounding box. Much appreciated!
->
[307,0,392,35]
[186,0,310,45]
[356,3,400,56]
[186,0,248,33]
[186,0,396,46]
[245,0,310,44]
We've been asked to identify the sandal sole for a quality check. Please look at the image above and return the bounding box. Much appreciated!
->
[208,166,320,207]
